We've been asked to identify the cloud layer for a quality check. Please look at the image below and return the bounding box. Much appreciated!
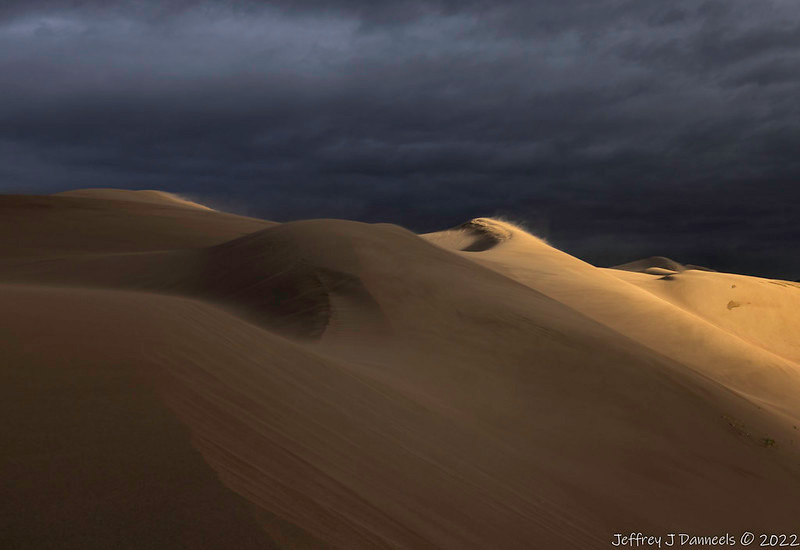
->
[2,1,799,277]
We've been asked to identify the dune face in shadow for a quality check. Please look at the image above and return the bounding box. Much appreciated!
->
[199,223,387,339]
[0,286,277,550]
[0,203,385,340]
[0,194,272,257]
[2,190,800,549]
[457,218,514,251]
[421,217,515,252]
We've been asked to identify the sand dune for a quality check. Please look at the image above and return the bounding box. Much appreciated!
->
[56,188,215,211]
[2,193,800,549]
[609,268,800,365]
[0,193,271,258]
[425,219,800,420]
[611,255,715,273]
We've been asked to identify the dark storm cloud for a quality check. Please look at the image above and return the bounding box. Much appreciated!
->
[1,0,799,278]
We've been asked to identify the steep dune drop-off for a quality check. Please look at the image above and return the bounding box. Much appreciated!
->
[2,195,800,549]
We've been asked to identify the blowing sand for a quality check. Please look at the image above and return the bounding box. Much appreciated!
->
[2,194,799,549]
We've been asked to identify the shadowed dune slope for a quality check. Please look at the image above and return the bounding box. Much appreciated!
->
[0,194,272,258]
[422,217,514,252]
[3,198,800,549]
[0,220,392,340]
[0,286,278,550]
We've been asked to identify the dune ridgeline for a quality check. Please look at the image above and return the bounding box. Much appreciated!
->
[2,189,799,549]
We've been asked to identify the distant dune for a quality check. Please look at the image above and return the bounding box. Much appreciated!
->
[2,190,799,549]
[56,188,215,211]
[611,255,715,273]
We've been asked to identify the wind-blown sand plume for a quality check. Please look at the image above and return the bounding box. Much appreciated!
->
[422,216,515,251]
[3,199,800,549]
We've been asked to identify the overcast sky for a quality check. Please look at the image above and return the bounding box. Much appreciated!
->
[2,1,799,277]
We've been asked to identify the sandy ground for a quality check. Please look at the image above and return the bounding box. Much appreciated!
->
[55,188,216,211]
[2,195,799,549]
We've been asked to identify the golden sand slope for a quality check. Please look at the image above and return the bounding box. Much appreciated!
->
[424,219,800,420]
[2,195,800,549]
[608,268,800,365]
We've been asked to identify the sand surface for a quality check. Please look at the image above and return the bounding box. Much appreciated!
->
[2,196,799,549]
[55,188,216,211]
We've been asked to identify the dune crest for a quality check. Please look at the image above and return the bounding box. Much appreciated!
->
[0,193,271,258]
[425,217,800,419]
[422,217,531,252]
[612,255,715,273]
[56,188,214,211]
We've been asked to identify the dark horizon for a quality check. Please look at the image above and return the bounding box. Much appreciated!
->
[2,1,799,279]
